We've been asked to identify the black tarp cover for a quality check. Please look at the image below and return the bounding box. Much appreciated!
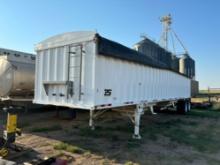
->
[96,34,188,78]
[97,35,171,70]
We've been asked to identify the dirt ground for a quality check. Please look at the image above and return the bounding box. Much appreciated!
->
[1,106,220,165]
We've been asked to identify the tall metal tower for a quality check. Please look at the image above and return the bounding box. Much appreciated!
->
[160,14,172,50]
[159,14,188,54]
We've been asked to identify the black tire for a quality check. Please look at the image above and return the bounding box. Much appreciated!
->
[186,100,191,112]
[153,106,161,113]
[176,100,187,114]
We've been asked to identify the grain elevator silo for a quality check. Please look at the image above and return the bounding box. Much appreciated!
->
[133,37,172,69]
[179,54,195,79]
[171,55,180,72]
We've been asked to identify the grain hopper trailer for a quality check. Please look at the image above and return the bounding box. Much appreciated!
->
[33,31,191,139]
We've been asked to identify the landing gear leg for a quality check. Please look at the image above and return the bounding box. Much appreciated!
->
[133,104,144,139]
[89,110,95,130]
[150,105,157,115]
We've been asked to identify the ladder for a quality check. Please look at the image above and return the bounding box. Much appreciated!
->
[67,45,83,101]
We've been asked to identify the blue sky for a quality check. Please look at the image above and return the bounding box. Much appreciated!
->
[0,0,219,89]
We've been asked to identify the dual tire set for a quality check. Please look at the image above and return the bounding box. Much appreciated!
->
[176,99,191,114]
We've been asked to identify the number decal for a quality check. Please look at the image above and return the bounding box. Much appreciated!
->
[104,89,112,96]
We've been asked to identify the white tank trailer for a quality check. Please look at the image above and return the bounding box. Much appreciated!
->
[34,31,191,139]
[0,48,35,106]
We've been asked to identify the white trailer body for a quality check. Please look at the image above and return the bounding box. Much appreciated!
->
[34,31,190,108]
[34,31,191,138]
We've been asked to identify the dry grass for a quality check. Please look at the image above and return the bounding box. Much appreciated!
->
[54,142,86,154]
[14,106,220,165]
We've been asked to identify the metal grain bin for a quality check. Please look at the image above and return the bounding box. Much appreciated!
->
[179,54,195,79]
[133,38,172,69]
[171,55,180,72]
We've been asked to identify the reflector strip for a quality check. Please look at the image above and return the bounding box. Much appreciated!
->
[95,103,112,109]
[124,101,134,104]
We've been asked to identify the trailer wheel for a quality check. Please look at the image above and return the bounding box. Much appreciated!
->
[177,100,187,114]
[184,101,188,113]
[187,100,191,112]
[153,106,161,113]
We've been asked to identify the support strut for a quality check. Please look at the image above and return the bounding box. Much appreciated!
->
[150,105,157,115]
[133,104,144,139]
[89,110,95,130]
